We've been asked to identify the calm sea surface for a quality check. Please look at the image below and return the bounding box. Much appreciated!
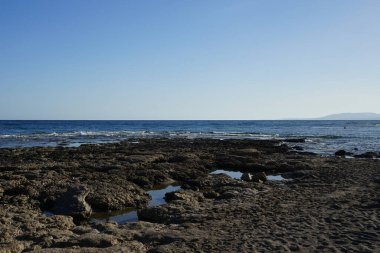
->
[0,120,379,155]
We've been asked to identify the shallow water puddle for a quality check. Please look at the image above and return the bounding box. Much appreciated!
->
[43,211,55,217]
[210,169,286,181]
[92,208,138,224]
[266,175,285,181]
[91,184,181,224]
[210,169,242,179]
[147,185,181,207]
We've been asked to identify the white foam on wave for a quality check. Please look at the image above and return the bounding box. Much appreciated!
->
[0,130,280,140]
[0,135,12,138]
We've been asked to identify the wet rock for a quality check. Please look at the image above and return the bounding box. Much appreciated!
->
[52,184,92,220]
[335,150,347,157]
[284,138,306,143]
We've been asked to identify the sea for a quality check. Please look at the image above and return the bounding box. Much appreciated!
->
[0,120,379,155]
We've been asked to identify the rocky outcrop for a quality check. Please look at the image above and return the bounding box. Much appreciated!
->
[86,181,150,211]
[184,174,245,190]
[52,184,92,220]
[0,139,379,252]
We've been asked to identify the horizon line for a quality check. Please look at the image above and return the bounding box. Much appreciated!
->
[1,119,380,121]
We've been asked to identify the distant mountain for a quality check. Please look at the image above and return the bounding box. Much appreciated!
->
[316,113,380,120]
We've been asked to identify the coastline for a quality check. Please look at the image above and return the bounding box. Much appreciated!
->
[1,120,380,155]
[0,138,379,252]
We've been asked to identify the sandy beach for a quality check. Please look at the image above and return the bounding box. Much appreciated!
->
[0,139,378,252]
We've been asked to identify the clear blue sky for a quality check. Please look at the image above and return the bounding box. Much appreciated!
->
[1,0,379,119]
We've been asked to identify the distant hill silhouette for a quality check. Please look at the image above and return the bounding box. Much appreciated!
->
[316,113,380,120]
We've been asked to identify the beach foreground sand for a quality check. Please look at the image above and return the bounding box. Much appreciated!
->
[0,139,379,252]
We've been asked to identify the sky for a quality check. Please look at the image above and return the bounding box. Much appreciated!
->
[0,0,379,120]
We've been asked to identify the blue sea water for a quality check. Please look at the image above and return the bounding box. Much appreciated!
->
[0,120,379,155]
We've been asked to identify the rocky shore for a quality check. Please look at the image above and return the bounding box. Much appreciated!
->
[0,139,379,252]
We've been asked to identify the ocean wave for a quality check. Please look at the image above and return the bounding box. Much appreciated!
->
[0,131,346,142]
[296,135,343,140]
[0,130,281,140]
[315,135,343,139]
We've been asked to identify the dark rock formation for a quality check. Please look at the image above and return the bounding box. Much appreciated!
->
[252,172,267,182]
[86,181,150,211]
[335,150,347,156]
[52,184,92,220]
[284,138,306,143]
[241,172,252,181]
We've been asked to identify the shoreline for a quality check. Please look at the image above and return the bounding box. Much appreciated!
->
[0,138,379,252]
[1,119,380,154]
